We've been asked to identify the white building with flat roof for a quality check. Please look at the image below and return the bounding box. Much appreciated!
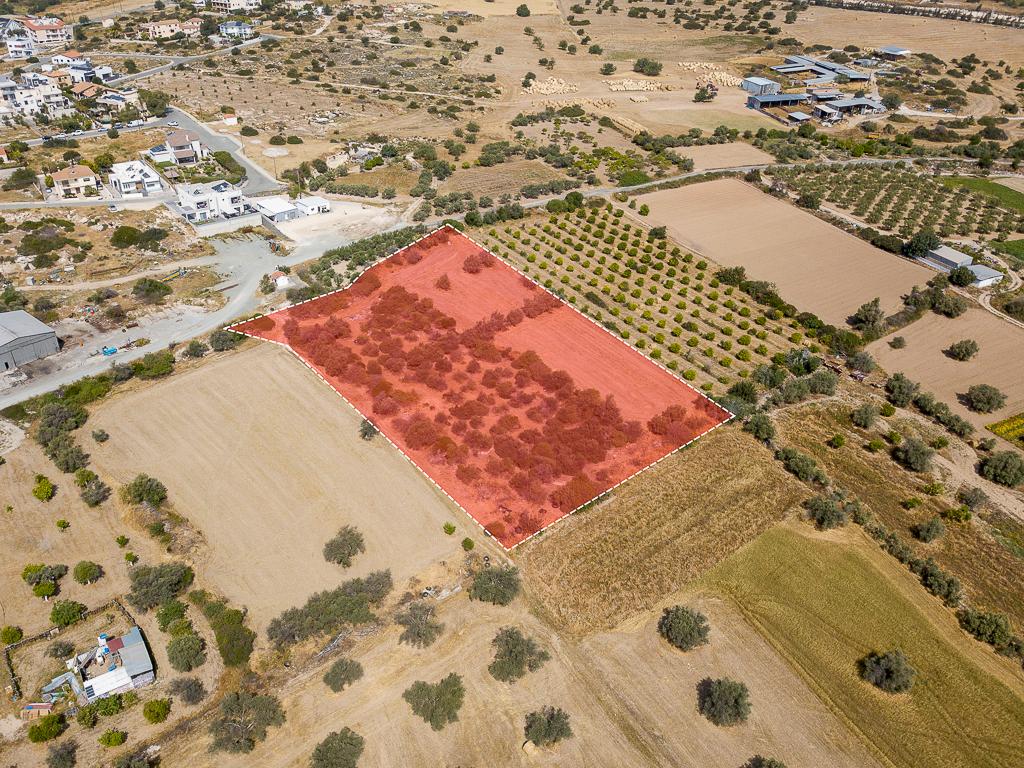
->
[108,160,163,198]
[174,180,249,222]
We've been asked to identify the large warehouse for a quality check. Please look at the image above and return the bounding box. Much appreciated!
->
[0,310,58,370]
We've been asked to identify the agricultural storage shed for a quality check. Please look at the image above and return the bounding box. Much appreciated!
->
[921,245,972,272]
[0,310,58,370]
[967,264,1003,288]
[741,77,780,96]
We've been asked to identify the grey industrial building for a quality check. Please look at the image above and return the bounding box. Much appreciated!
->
[0,310,58,371]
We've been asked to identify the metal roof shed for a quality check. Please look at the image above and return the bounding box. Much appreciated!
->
[0,310,58,371]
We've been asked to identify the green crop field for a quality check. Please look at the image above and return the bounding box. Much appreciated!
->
[942,176,1024,215]
[703,526,1024,768]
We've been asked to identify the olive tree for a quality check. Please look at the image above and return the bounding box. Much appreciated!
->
[964,384,1006,414]
[395,601,444,648]
[524,706,572,746]
[311,728,364,768]
[696,677,751,726]
[488,627,549,682]
[324,657,364,693]
[402,673,465,731]
[657,606,710,651]
[859,649,915,693]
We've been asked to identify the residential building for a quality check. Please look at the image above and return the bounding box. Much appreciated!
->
[921,245,973,272]
[42,627,155,704]
[95,87,141,115]
[174,180,250,222]
[4,17,73,58]
[211,0,260,13]
[181,17,204,36]
[50,49,86,67]
[141,19,182,39]
[740,77,780,96]
[108,160,163,198]
[146,129,209,165]
[0,310,58,370]
[218,20,255,38]
[10,81,71,116]
[255,195,301,222]
[0,77,17,103]
[0,146,8,164]
[50,164,100,198]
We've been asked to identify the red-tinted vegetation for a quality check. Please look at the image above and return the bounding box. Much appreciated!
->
[232,227,730,547]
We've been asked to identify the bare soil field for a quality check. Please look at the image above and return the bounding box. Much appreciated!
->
[635,178,933,326]
[681,141,773,172]
[868,308,1024,432]
[426,0,559,15]
[787,8,1024,67]
[517,426,808,636]
[87,343,467,636]
[704,523,1024,768]
[157,581,878,768]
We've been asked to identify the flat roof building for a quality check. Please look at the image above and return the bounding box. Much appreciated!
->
[741,76,780,96]
[771,55,869,84]
[0,310,58,370]
[254,196,301,222]
[921,244,973,272]
[967,264,1003,288]
[877,45,911,59]
[746,92,809,109]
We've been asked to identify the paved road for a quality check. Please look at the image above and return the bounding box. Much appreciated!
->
[108,35,275,87]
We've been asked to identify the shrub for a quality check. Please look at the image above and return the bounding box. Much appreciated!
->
[516,3,530,15]
[80,477,111,506]
[73,561,103,585]
[978,451,1024,487]
[28,714,67,743]
[128,562,193,610]
[524,706,572,746]
[323,525,365,568]
[633,57,663,76]
[697,678,751,726]
[885,372,918,407]
[1,625,23,644]
[98,729,127,747]
[913,516,945,543]
[469,565,520,605]
[184,340,208,358]
[110,225,141,248]
[169,676,206,705]
[851,403,878,429]
[167,633,206,672]
[892,437,933,472]
[957,608,1013,648]
[143,698,171,724]
[859,649,915,693]
[775,447,826,483]
[957,486,988,510]
[743,413,774,442]
[311,728,365,768]
[209,691,284,754]
[827,434,845,449]
[945,339,979,361]
[657,606,710,651]
[131,278,172,304]
[268,571,391,647]
[121,474,168,506]
[131,351,174,379]
[48,640,73,658]
[402,673,465,731]
[209,329,241,352]
[805,494,848,530]
[324,657,364,692]
[33,474,56,501]
[45,740,78,768]
[964,384,1006,413]
[50,599,86,628]
[488,627,549,682]
[911,557,962,605]
[396,601,444,648]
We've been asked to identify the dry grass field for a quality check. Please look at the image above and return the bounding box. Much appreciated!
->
[996,177,1024,195]
[775,400,1024,631]
[787,8,1024,67]
[156,579,878,768]
[681,142,773,172]
[868,308,1024,432]
[635,178,933,326]
[704,524,1024,768]
[439,159,566,197]
[87,343,469,637]
[517,426,808,636]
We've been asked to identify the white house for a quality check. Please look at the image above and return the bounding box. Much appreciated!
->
[146,129,209,166]
[295,195,331,215]
[218,20,255,39]
[174,180,249,222]
[211,0,260,13]
[10,81,71,116]
[108,160,163,198]
[4,17,73,58]
[50,164,100,198]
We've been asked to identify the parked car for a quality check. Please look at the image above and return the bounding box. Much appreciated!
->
[167,120,179,127]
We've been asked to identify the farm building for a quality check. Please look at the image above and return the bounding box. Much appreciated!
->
[295,195,331,215]
[771,55,869,85]
[0,310,58,370]
[255,196,301,223]
[922,245,973,272]
[741,76,780,96]
[42,626,155,704]
[827,97,885,115]
[787,111,813,124]
[876,45,911,60]
[967,264,1003,288]
[747,92,809,109]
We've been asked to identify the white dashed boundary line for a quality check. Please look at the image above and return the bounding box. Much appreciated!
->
[228,223,734,551]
